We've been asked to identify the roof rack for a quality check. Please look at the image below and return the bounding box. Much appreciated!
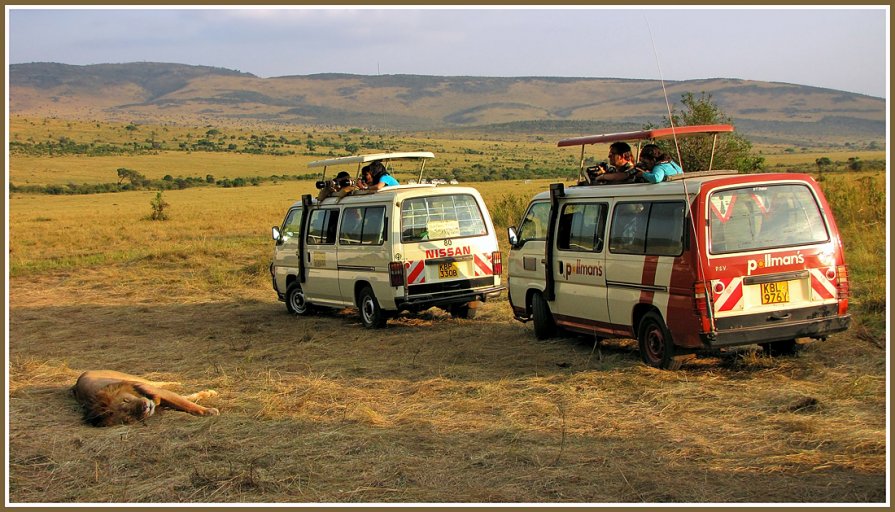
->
[308,151,436,184]
[557,124,736,185]
[666,169,739,181]
[307,151,435,168]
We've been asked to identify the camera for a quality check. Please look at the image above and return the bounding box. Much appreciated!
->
[586,161,611,179]
[315,177,355,190]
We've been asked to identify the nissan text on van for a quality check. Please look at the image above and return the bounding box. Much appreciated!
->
[506,126,850,369]
[271,152,504,328]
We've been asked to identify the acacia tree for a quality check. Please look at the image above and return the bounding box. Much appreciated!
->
[116,167,147,187]
[651,92,764,174]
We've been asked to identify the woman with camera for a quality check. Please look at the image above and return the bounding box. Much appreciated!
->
[357,161,399,191]
[633,144,683,183]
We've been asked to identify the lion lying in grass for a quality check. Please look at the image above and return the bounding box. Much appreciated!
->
[72,370,219,427]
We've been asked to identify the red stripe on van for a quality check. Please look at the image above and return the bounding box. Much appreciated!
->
[406,260,426,284]
[640,256,659,305]
[715,278,743,312]
[474,253,493,276]
[810,269,836,300]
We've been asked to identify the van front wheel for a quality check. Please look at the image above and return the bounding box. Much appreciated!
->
[359,286,387,329]
[286,283,312,315]
[638,312,682,370]
[531,292,557,340]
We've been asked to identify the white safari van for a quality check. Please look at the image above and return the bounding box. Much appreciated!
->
[507,126,850,369]
[271,152,504,328]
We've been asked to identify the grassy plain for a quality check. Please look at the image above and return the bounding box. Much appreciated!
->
[6,120,888,503]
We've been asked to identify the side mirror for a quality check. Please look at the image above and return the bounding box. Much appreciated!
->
[507,226,519,248]
[272,226,281,241]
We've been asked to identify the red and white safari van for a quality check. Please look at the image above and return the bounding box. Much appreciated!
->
[506,126,850,369]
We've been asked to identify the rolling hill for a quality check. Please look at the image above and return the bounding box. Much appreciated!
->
[9,62,886,146]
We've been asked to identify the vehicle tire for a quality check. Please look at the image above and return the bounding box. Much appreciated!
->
[761,338,799,357]
[638,311,682,370]
[358,286,387,329]
[449,303,477,319]
[531,292,557,340]
[285,283,312,315]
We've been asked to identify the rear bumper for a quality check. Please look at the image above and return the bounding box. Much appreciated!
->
[705,306,851,348]
[395,285,505,312]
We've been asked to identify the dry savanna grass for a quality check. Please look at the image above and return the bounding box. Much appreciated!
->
[7,125,888,504]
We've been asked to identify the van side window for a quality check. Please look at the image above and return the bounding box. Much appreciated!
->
[517,202,550,245]
[361,207,386,245]
[609,201,685,256]
[340,206,386,246]
[645,202,685,256]
[281,208,303,238]
[610,202,649,254]
[307,209,339,245]
[557,203,608,252]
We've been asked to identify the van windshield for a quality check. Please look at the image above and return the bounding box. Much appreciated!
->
[709,183,830,254]
[401,194,488,242]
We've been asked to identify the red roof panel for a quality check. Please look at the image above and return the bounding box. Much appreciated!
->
[557,124,735,147]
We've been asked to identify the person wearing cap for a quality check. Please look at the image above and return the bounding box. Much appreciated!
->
[358,161,399,191]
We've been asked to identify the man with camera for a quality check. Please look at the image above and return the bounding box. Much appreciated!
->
[316,171,356,200]
[589,141,637,184]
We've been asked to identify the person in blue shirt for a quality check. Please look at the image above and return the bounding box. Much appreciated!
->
[634,144,683,183]
[359,161,399,191]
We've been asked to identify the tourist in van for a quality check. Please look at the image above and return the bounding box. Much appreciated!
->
[634,144,683,183]
[594,142,638,183]
[358,161,399,191]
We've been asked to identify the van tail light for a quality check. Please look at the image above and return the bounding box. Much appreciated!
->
[492,251,503,275]
[693,282,712,333]
[836,264,850,315]
[389,262,405,287]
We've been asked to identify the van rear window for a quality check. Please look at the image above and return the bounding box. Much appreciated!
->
[401,194,487,242]
[709,184,829,254]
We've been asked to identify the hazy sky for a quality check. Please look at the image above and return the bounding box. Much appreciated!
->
[6,6,890,98]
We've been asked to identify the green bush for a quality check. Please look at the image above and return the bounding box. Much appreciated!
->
[150,191,170,221]
[489,193,530,228]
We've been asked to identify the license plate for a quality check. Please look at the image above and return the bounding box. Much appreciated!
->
[760,281,789,305]
[438,262,459,279]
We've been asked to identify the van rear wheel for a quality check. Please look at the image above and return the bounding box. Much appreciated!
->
[449,303,477,319]
[761,338,799,357]
[359,286,387,329]
[286,283,312,315]
[638,312,683,370]
[531,292,557,340]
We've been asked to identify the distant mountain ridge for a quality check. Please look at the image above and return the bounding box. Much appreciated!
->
[9,62,886,145]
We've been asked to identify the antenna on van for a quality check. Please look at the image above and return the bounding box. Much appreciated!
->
[645,17,682,167]
[646,16,716,332]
